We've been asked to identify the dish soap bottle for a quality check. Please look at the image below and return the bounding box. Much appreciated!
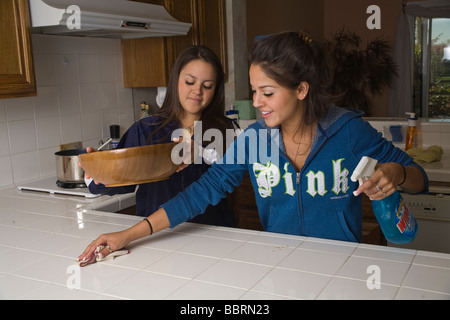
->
[351,156,418,244]
[405,112,417,151]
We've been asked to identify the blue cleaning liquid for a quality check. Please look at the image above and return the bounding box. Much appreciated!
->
[371,191,418,244]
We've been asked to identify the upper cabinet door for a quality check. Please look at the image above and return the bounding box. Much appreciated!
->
[196,0,227,75]
[0,0,36,99]
[122,0,227,88]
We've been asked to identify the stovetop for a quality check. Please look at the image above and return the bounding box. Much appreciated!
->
[17,176,101,198]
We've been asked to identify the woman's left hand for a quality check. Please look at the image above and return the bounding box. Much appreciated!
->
[354,162,404,201]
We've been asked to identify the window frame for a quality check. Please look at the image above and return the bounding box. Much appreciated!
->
[414,17,450,119]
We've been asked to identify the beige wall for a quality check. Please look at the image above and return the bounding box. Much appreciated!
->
[324,0,404,116]
[245,0,417,117]
[246,0,325,49]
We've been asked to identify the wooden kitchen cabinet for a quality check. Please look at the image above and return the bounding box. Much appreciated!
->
[228,174,264,231]
[0,0,36,99]
[122,0,227,87]
[121,37,169,88]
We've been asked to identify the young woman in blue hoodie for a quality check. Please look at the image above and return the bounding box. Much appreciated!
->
[79,31,428,261]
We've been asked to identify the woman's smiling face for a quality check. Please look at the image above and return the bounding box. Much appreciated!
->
[250,64,306,129]
[178,59,217,120]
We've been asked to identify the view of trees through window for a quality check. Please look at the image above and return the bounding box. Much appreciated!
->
[414,18,450,118]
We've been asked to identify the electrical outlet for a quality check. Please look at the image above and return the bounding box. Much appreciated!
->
[59,141,82,151]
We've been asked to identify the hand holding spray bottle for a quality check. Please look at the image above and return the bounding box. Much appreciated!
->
[351,156,418,244]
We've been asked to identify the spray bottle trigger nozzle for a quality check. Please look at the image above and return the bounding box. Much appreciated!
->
[351,156,378,187]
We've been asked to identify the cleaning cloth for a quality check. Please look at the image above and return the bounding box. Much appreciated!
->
[406,145,443,164]
[75,245,130,267]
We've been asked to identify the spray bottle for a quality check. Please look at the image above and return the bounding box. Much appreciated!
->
[351,156,417,244]
[405,112,417,151]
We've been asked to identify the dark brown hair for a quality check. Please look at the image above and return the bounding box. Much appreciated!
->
[149,45,230,145]
[250,31,336,126]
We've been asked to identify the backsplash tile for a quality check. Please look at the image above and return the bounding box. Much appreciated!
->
[11,152,40,183]
[5,97,34,122]
[0,34,134,188]
[367,118,450,149]
[0,123,10,157]
[35,116,61,149]
[0,101,6,122]
[54,54,78,85]
[33,54,56,86]
[8,119,37,154]
[34,86,59,118]
[0,157,13,187]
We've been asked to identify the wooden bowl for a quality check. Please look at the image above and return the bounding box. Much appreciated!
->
[79,143,180,187]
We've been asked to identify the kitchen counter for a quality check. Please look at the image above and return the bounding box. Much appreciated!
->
[0,186,449,300]
[420,148,450,184]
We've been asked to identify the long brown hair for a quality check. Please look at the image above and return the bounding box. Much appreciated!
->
[250,31,336,128]
[149,45,230,145]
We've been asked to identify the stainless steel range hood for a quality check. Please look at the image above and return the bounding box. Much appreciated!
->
[29,0,192,39]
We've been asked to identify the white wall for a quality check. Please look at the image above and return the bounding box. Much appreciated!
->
[0,34,135,188]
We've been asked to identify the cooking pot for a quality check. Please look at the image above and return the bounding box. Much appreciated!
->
[55,149,86,183]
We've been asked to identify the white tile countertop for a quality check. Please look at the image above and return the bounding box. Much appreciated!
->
[0,186,449,300]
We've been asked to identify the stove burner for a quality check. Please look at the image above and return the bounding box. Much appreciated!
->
[56,180,87,189]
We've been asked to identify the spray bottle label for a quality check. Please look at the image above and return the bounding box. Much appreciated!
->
[396,198,415,236]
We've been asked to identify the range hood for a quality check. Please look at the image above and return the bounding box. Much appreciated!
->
[29,0,192,39]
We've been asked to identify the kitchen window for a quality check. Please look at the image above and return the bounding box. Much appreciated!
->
[413,17,450,118]
[387,1,450,119]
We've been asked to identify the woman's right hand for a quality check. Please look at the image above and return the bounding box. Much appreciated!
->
[172,131,194,172]
[79,147,102,185]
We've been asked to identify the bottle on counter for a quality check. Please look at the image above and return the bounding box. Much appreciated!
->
[351,156,418,244]
[226,105,239,126]
[109,125,120,149]
[405,112,417,151]
[140,101,151,119]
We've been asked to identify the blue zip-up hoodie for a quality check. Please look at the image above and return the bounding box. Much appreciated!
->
[162,107,429,242]
[89,115,235,227]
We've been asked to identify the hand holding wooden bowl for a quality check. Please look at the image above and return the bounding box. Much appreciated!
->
[79,143,180,187]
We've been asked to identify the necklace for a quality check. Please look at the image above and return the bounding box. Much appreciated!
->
[285,126,315,172]
[181,122,196,135]
[292,141,311,171]
[294,141,311,157]
[185,124,194,134]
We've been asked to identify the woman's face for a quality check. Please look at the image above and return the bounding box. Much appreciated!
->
[250,63,306,129]
[178,59,217,120]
